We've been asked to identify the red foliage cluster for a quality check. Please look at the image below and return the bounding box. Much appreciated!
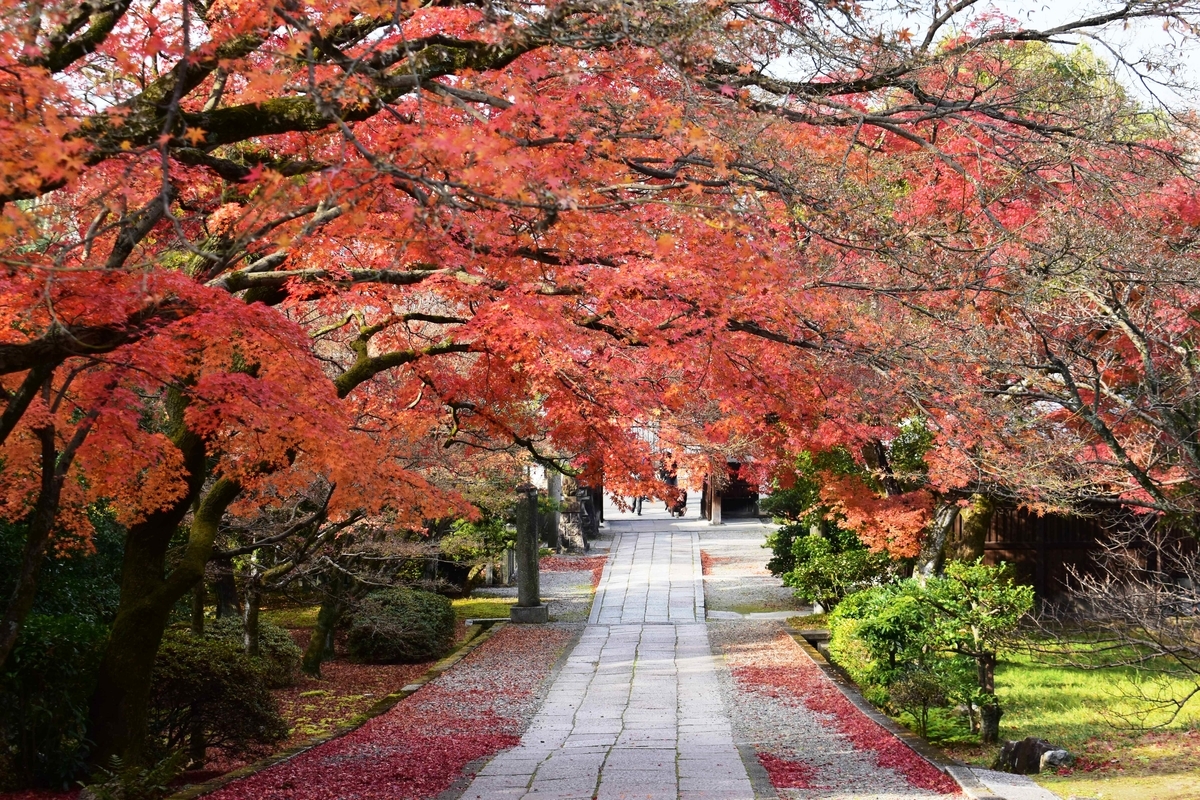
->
[1069,755,1123,774]
[700,549,714,575]
[732,642,960,795]
[538,555,607,587]
[205,625,572,800]
[756,753,820,788]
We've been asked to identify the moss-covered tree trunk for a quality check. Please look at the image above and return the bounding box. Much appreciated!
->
[190,581,206,635]
[302,589,343,677]
[946,494,994,563]
[242,571,261,657]
[87,461,240,767]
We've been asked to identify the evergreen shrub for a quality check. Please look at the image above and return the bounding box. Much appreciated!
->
[345,587,455,664]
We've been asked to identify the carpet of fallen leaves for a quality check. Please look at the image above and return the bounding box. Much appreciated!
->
[203,657,436,776]
[539,554,607,587]
[0,653,439,800]
[731,632,960,795]
[757,753,819,788]
[204,624,575,800]
[698,549,734,577]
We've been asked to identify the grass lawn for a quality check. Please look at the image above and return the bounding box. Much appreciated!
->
[938,651,1200,800]
[452,596,516,622]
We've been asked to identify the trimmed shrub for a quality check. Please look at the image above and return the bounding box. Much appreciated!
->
[783,532,892,610]
[346,587,456,664]
[828,562,1033,742]
[149,629,288,760]
[0,614,107,789]
[205,617,302,688]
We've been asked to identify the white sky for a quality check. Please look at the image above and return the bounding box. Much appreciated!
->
[922,2,1200,108]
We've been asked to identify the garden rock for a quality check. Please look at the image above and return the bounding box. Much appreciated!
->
[1040,748,1075,771]
[992,737,1058,774]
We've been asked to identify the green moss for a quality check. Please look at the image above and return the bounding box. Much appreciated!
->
[937,649,1200,798]
[787,612,830,629]
[452,596,517,622]
[261,605,321,629]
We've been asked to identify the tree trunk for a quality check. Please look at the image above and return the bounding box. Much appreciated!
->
[0,398,98,669]
[301,591,341,677]
[0,428,60,669]
[977,652,1001,743]
[210,556,239,618]
[547,471,562,550]
[914,502,960,582]
[945,493,994,563]
[190,580,205,635]
[979,701,1003,744]
[243,572,261,657]
[87,465,240,767]
[0,362,53,447]
[187,713,206,768]
[86,530,185,768]
[863,439,902,495]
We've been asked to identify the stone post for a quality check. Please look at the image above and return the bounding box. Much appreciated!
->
[709,459,723,525]
[547,471,562,549]
[511,484,548,623]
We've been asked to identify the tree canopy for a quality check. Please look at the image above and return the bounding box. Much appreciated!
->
[4,0,1200,764]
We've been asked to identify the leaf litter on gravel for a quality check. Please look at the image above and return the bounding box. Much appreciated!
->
[719,624,961,797]
[205,624,576,800]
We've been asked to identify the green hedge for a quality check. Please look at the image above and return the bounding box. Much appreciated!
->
[205,617,302,688]
[149,629,288,760]
[0,614,107,789]
[346,587,456,664]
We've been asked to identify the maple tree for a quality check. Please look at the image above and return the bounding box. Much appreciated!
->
[2,0,1200,770]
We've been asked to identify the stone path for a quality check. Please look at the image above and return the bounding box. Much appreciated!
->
[460,515,756,800]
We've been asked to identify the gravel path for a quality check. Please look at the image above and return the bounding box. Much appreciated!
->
[203,619,581,799]
[970,769,1061,800]
[710,621,960,800]
[695,520,806,617]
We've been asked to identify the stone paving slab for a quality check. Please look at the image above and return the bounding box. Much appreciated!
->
[970,768,1063,800]
[461,518,755,800]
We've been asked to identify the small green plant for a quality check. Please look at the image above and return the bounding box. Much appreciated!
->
[783,533,893,610]
[889,670,948,738]
[82,753,186,800]
[346,587,456,664]
[922,560,1034,743]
